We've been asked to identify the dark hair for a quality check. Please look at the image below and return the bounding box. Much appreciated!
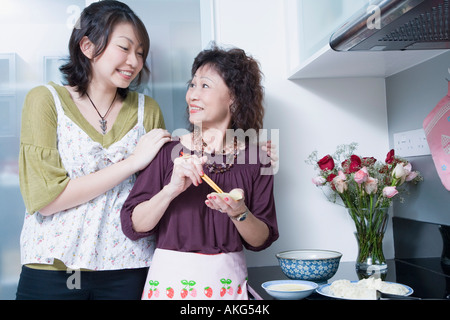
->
[60,0,150,99]
[190,44,265,131]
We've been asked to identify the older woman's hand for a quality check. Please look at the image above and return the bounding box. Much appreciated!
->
[205,188,247,218]
[166,154,207,197]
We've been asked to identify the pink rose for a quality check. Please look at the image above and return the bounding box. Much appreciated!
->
[333,171,348,193]
[354,167,368,184]
[338,170,347,180]
[364,177,378,194]
[401,162,418,181]
[312,176,326,186]
[403,163,412,173]
[406,171,418,181]
[382,186,398,198]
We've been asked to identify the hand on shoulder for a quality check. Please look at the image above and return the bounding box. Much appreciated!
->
[128,128,172,172]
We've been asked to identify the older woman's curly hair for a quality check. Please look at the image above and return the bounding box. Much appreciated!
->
[190,45,265,131]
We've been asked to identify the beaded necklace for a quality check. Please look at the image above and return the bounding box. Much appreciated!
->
[192,132,239,174]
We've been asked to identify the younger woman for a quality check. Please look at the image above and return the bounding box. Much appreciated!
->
[17,1,170,300]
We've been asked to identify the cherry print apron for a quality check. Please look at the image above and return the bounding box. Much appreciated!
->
[20,85,156,270]
[142,248,262,300]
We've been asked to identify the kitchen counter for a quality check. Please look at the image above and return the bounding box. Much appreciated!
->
[247,258,450,300]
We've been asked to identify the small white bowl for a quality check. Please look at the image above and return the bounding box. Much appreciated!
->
[261,280,318,300]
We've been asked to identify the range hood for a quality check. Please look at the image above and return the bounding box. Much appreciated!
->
[330,0,450,51]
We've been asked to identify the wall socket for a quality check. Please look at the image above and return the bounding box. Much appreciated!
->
[393,128,431,157]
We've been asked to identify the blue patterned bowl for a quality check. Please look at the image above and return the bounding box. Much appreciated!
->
[276,250,342,283]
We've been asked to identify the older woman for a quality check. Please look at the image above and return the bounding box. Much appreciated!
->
[120,45,278,300]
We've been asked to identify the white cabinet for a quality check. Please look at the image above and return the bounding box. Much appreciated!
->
[0,53,15,94]
[43,56,66,85]
[285,0,449,79]
[0,53,16,137]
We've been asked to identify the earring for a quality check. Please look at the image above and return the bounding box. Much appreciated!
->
[230,103,237,113]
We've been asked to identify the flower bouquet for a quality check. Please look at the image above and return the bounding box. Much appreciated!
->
[306,143,422,271]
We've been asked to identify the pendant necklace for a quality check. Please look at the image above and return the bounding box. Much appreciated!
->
[86,90,117,134]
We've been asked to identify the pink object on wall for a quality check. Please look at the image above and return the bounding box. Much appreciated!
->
[423,81,450,191]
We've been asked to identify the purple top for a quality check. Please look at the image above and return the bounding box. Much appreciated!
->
[120,140,278,254]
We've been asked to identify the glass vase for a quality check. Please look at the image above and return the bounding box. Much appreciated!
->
[348,207,389,273]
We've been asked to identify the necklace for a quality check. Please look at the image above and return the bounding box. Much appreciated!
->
[86,91,117,134]
[192,133,239,174]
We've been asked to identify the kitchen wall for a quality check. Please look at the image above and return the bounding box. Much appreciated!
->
[208,0,394,267]
[386,51,450,226]
[386,51,450,259]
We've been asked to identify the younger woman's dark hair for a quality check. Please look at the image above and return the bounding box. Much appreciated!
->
[60,0,150,99]
[190,44,265,131]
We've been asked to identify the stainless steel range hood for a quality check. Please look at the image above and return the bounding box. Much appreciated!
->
[330,0,450,51]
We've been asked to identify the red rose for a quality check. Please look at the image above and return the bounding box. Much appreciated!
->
[350,155,361,164]
[362,157,376,166]
[327,173,337,190]
[348,155,361,173]
[318,155,335,171]
[342,155,361,173]
[341,159,350,174]
[385,149,395,164]
[326,173,337,182]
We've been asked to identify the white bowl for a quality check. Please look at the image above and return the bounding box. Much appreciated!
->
[261,280,318,300]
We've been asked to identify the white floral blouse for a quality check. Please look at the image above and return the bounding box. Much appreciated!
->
[20,84,156,270]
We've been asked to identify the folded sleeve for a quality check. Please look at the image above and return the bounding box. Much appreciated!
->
[121,143,172,241]
[19,86,70,214]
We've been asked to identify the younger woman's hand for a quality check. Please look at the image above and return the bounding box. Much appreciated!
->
[261,140,278,168]
[129,128,172,171]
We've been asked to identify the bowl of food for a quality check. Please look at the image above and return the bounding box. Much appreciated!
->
[317,278,414,300]
[261,280,318,300]
[276,249,342,283]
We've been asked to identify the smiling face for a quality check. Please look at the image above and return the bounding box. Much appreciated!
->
[87,22,145,90]
[186,64,234,131]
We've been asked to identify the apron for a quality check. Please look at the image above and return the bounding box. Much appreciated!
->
[142,248,262,300]
[20,84,155,270]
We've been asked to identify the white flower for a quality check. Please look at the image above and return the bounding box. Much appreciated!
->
[364,177,378,195]
[392,163,408,184]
